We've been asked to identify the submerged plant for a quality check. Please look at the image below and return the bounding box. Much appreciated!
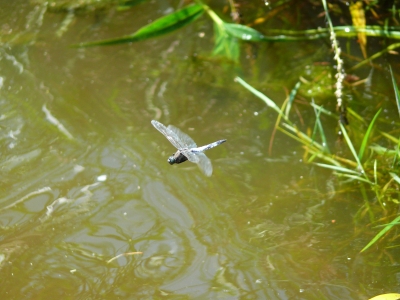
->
[235,69,400,252]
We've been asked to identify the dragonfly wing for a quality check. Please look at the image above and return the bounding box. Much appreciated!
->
[167,125,197,148]
[151,120,185,149]
[195,152,212,177]
[181,149,199,163]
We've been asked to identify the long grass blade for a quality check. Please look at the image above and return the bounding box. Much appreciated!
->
[311,100,330,154]
[234,77,287,120]
[379,131,399,144]
[314,163,360,175]
[358,108,381,161]
[350,42,400,70]
[267,26,400,40]
[310,102,335,118]
[280,123,326,151]
[390,65,400,118]
[339,123,367,178]
[285,81,301,118]
[335,173,373,184]
[347,107,367,124]
[361,215,400,252]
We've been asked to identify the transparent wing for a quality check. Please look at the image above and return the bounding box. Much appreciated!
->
[152,120,213,170]
[180,149,200,163]
[195,152,213,177]
[151,120,187,150]
[167,125,197,148]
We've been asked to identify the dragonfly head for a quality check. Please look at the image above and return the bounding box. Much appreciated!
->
[168,155,176,165]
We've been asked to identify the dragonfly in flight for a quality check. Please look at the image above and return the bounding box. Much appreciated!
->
[151,120,226,176]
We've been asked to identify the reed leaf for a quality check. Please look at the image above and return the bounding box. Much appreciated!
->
[74,4,204,47]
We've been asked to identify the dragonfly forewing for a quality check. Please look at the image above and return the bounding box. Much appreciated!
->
[151,120,186,149]
[167,125,197,148]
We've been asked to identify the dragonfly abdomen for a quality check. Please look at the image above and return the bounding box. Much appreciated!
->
[191,139,227,153]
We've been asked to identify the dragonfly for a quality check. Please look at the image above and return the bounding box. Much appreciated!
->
[151,120,226,176]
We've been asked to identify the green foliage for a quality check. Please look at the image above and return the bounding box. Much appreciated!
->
[361,215,400,253]
[73,1,266,62]
[204,6,264,61]
[74,4,205,47]
[71,0,400,65]
[235,76,400,253]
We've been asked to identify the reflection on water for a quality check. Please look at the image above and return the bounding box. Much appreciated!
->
[0,1,396,299]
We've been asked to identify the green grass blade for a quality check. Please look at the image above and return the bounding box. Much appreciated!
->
[347,107,367,124]
[361,215,400,252]
[339,123,367,177]
[358,108,381,161]
[350,42,400,70]
[311,100,330,154]
[389,172,400,184]
[234,77,287,120]
[379,131,399,143]
[390,65,400,118]
[309,102,336,118]
[314,163,360,175]
[369,144,397,156]
[267,26,400,40]
[374,222,400,228]
[285,82,301,119]
[335,173,374,184]
[74,4,204,47]
[280,123,326,152]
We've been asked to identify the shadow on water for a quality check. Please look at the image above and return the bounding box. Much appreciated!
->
[1,1,399,299]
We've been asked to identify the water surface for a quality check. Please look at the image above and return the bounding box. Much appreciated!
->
[0,1,397,299]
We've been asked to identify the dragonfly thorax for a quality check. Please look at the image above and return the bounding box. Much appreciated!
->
[168,150,188,165]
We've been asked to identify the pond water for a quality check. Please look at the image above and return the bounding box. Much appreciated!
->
[0,1,398,299]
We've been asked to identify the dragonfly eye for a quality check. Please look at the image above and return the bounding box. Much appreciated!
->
[168,156,175,165]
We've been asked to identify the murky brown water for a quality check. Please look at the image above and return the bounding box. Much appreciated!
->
[1,1,398,299]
